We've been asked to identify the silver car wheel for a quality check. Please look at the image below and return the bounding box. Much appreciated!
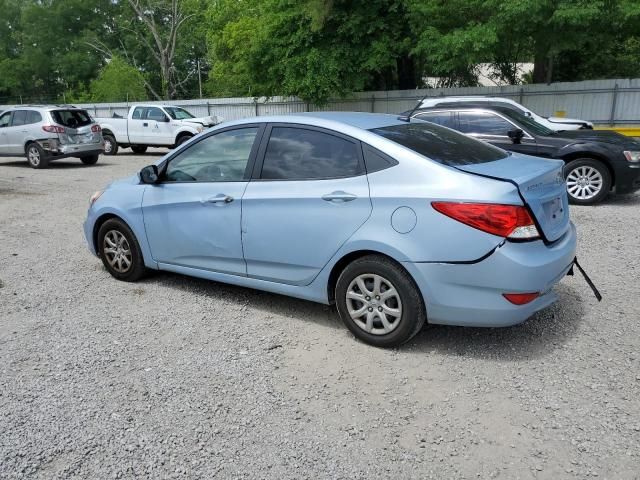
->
[566,165,603,200]
[27,146,41,167]
[103,230,132,273]
[346,273,402,335]
[104,138,113,154]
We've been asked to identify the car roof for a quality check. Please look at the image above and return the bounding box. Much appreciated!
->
[226,112,409,131]
[420,96,520,107]
[417,104,515,115]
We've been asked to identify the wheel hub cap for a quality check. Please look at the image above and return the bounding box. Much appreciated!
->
[103,230,132,273]
[346,274,402,335]
[566,166,603,200]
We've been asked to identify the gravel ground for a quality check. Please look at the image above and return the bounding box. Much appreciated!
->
[0,150,639,479]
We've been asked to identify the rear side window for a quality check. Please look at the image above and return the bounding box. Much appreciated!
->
[11,110,28,126]
[457,111,514,136]
[27,111,42,124]
[51,110,92,128]
[261,127,362,180]
[362,144,398,173]
[370,122,508,166]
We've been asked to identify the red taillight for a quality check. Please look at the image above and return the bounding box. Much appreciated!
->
[503,292,540,305]
[42,125,65,134]
[431,202,540,240]
[91,124,101,133]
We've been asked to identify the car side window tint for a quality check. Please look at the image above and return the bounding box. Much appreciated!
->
[11,110,28,127]
[261,127,361,180]
[26,111,42,124]
[0,112,11,128]
[457,111,514,136]
[165,127,259,182]
[146,107,166,122]
[132,107,144,120]
[414,111,455,128]
[362,144,398,173]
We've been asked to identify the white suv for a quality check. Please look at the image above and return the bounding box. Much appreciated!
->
[0,106,104,168]
[418,96,593,131]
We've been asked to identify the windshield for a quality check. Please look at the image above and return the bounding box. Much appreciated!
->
[500,109,555,136]
[165,107,195,120]
[370,121,508,166]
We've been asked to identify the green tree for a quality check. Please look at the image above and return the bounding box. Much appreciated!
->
[88,56,147,102]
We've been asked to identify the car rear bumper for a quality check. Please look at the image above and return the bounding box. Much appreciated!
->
[38,138,104,158]
[404,222,577,327]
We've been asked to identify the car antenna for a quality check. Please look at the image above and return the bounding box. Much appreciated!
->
[398,92,431,122]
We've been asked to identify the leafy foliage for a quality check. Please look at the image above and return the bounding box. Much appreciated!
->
[0,0,639,105]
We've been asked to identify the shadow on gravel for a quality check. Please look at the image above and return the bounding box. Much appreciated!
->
[115,151,167,157]
[407,284,585,360]
[0,160,113,169]
[598,193,640,207]
[140,271,342,330]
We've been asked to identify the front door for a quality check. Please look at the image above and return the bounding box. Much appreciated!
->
[456,110,539,156]
[242,125,372,286]
[142,125,262,275]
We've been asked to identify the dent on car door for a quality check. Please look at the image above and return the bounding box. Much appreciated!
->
[141,125,263,275]
[241,125,372,286]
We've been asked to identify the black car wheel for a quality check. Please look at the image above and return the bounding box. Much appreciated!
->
[131,146,147,154]
[335,255,426,348]
[81,155,99,165]
[97,218,147,282]
[564,159,611,205]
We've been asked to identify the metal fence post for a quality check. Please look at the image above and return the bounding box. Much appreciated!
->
[371,95,375,113]
[609,83,619,126]
[519,87,524,105]
[254,99,259,117]
[206,101,211,116]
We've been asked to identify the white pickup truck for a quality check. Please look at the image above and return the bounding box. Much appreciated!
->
[97,104,222,155]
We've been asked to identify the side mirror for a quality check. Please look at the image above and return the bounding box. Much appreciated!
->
[140,164,159,184]
[508,129,525,144]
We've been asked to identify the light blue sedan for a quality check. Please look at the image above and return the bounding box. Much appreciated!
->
[84,112,576,347]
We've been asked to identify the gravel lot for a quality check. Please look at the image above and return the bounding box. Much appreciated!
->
[1,150,639,479]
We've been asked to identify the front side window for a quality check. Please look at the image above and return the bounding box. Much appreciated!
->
[414,111,455,129]
[164,127,258,182]
[146,107,167,122]
[370,122,508,166]
[457,111,514,136]
[0,112,11,128]
[261,127,361,180]
[10,110,28,126]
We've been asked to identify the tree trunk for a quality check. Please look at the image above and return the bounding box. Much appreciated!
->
[396,55,417,90]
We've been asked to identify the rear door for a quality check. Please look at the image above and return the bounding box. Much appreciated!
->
[134,107,175,146]
[241,124,372,285]
[456,110,539,156]
[127,106,148,144]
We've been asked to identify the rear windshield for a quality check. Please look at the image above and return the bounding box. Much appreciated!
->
[369,121,508,166]
[51,109,93,128]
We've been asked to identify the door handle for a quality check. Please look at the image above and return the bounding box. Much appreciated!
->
[203,194,234,205]
[143,122,148,127]
[322,191,357,203]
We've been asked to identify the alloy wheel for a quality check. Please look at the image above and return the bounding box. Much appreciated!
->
[566,165,603,200]
[103,230,132,273]
[27,146,41,167]
[346,273,402,335]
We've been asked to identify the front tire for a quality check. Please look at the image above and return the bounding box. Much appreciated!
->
[102,134,118,156]
[80,155,99,165]
[176,134,193,147]
[564,159,611,205]
[335,255,426,348]
[26,142,49,169]
[97,218,146,282]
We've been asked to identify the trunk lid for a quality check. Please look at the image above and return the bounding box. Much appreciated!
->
[456,153,570,242]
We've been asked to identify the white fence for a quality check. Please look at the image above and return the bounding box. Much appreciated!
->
[3,78,640,125]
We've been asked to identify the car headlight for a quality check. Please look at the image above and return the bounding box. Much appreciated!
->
[89,190,103,206]
[623,151,640,162]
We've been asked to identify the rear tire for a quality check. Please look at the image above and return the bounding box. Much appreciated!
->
[335,255,426,348]
[25,142,49,169]
[102,134,118,156]
[80,155,99,165]
[131,145,147,154]
[564,159,611,205]
[97,218,147,282]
